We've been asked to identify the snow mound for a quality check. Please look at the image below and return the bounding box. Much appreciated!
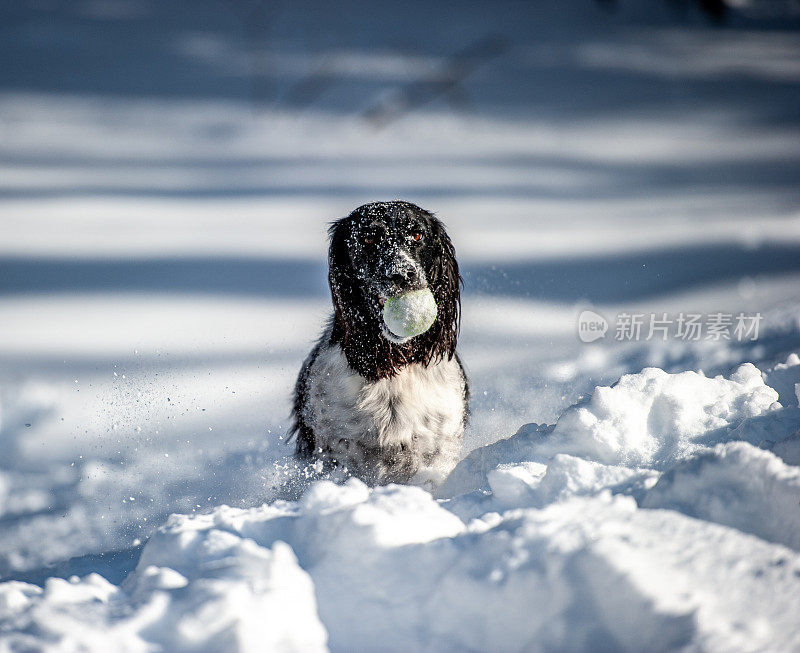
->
[437,422,554,498]
[542,363,780,467]
[765,352,800,408]
[481,455,654,510]
[643,441,800,550]
[3,363,800,651]
[1,536,326,653]
[443,364,781,497]
[4,489,800,652]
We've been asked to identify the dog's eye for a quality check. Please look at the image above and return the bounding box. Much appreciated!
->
[363,235,375,245]
[410,231,423,242]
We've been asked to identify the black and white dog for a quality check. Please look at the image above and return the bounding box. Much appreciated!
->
[290,201,468,488]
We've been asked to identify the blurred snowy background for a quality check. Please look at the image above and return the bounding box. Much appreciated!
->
[1,1,800,649]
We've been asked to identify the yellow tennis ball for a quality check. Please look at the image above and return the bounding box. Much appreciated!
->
[383,288,438,339]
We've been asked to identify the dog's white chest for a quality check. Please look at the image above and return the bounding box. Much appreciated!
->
[301,344,465,484]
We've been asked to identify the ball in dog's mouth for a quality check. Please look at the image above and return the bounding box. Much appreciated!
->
[382,288,437,343]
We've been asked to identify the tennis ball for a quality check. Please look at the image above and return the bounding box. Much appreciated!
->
[383,288,438,340]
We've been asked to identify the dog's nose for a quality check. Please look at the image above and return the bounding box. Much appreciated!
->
[389,268,419,286]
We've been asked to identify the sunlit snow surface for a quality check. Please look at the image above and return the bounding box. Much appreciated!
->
[1,0,800,650]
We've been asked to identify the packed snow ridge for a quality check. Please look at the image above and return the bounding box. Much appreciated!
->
[2,361,800,652]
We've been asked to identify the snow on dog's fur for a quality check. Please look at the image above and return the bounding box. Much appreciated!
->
[290,201,468,487]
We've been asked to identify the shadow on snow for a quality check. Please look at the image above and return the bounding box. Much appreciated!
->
[1,242,799,303]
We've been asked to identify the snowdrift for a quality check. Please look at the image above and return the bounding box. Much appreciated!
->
[2,362,800,652]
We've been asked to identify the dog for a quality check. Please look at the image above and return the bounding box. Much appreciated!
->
[290,201,468,488]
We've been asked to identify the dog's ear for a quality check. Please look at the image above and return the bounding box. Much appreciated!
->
[328,217,356,344]
[427,216,461,358]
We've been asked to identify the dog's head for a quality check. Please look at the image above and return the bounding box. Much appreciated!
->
[328,201,461,379]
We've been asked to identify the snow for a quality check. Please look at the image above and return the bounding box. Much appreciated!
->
[540,363,780,467]
[2,0,800,649]
[642,441,800,550]
[765,352,800,407]
[1,543,326,653]
[439,364,789,498]
[4,361,800,651]
[3,481,800,651]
